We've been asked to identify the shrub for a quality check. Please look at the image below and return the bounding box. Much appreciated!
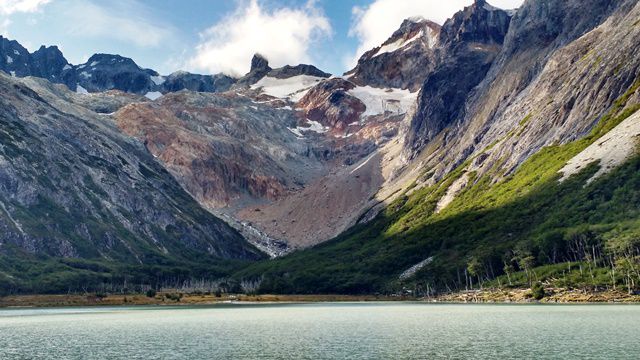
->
[145,289,157,298]
[531,282,545,300]
[165,292,183,302]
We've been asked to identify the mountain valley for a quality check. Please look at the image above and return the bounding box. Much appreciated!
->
[0,0,639,298]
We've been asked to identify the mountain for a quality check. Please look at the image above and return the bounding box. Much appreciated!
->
[0,36,74,87]
[1,0,639,297]
[345,17,441,91]
[236,0,640,295]
[114,55,414,252]
[0,41,237,97]
[0,72,263,294]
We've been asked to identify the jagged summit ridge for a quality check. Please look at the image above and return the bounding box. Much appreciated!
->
[345,17,441,91]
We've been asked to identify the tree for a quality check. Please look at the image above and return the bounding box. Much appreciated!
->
[467,257,483,289]
[146,289,157,298]
[516,251,536,286]
[503,262,515,286]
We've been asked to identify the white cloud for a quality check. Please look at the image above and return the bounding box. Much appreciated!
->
[0,0,50,36]
[60,0,174,48]
[188,0,331,77]
[0,0,51,15]
[347,0,524,69]
[0,18,10,35]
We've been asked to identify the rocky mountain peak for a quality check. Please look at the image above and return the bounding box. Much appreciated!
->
[84,53,155,73]
[344,17,441,91]
[31,45,67,66]
[250,53,271,72]
[236,55,330,90]
[405,0,513,155]
[439,0,512,46]
[31,45,70,83]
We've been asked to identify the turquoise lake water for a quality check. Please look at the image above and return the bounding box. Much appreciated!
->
[0,303,638,359]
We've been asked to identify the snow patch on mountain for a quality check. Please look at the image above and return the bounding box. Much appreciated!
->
[150,75,165,86]
[76,84,89,95]
[145,91,163,100]
[373,31,423,58]
[251,75,324,102]
[347,86,417,117]
[288,120,329,137]
[6,56,12,64]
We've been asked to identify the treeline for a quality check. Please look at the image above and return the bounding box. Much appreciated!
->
[0,258,256,296]
[411,227,640,296]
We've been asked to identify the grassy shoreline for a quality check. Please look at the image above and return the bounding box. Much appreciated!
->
[1,288,640,308]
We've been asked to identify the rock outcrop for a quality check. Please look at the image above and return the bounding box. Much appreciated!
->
[296,78,366,130]
[406,0,513,154]
[345,18,440,91]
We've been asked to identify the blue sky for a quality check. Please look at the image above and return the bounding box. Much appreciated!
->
[0,0,523,76]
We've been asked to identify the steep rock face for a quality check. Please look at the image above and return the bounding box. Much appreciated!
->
[408,0,636,185]
[406,0,512,154]
[345,18,440,91]
[296,78,366,130]
[346,18,440,91]
[0,73,262,263]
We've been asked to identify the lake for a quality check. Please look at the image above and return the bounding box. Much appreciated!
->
[0,303,638,359]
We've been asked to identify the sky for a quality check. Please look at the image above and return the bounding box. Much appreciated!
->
[0,0,524,77]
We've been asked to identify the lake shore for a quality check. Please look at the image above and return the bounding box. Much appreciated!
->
[432,287,640,303]
[0,293,410,308]
[2,288,639,308]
